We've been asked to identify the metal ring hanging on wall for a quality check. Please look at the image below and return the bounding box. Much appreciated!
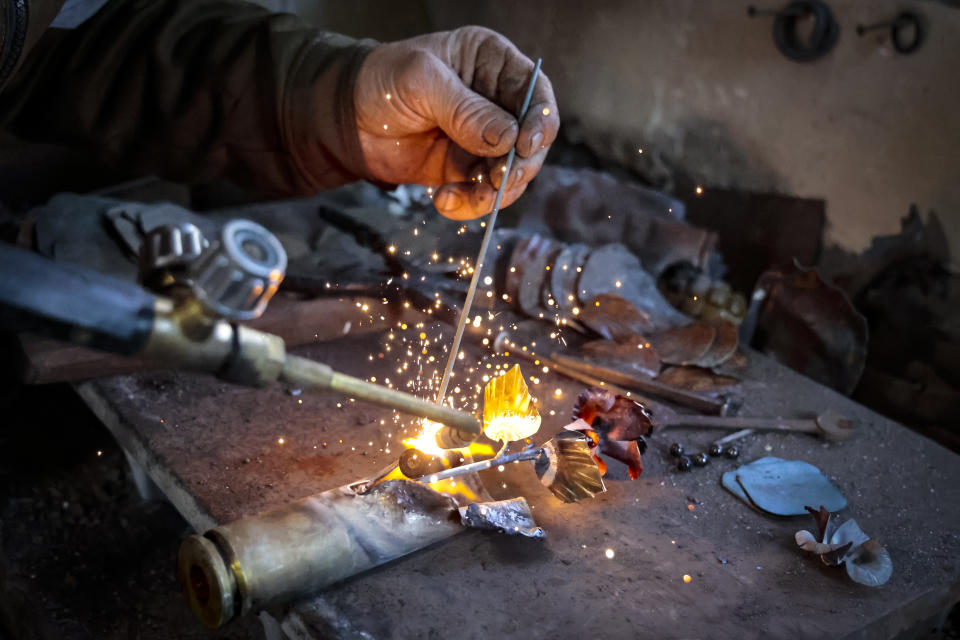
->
[772,0,840,62]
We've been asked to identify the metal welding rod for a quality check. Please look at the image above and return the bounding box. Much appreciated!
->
[280,354,481,435]
[433,58,543,448]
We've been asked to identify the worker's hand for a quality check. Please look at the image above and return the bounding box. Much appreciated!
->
[354,27,559,220]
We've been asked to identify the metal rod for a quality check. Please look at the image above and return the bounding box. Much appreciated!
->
[281,354,482,435]
[712,428,754,446]
[661,413,819,433]
[435,58,542,405]
[421,446,541,484]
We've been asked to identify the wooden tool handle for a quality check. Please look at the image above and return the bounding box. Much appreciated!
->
[662,414,820,433]
[549,354,728,416]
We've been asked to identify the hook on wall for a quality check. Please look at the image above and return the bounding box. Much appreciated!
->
[856,11,926,54]
[748,1,840,62]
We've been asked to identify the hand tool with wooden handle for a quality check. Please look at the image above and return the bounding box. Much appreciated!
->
[651,405,854,441]
[494,331,734,416]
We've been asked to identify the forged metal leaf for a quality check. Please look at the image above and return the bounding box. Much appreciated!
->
[581,333,662,378]
[536,431,606,503]
[751,262,868,394]
[459,498,545,538]
[804,505,836,543]
[656,365,739,393]
[579,294,657,341]
[598,437,644,480]
[650,321,717,366]
[483,365,541,443]
[570,389,651,480]
[721,458,846,516]
[696,319,739,368]
[572,388,655,440]
[845,539,893,586]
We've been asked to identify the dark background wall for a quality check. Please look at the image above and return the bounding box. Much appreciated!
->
[288,0,960,264]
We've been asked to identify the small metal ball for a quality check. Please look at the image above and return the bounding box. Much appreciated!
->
[724,445,740,459]
[676,456,693,472]
[692,452,710,467]
[669,443,685,458]
[708,443,724,457]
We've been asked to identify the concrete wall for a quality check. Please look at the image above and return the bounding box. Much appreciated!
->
[296,0,960,262]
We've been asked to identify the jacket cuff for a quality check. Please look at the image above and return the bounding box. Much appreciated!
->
[283,32,377,193]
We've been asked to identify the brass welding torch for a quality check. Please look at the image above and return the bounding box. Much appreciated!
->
[0,228,482,442]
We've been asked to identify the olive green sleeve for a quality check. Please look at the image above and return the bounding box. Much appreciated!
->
[0,0,377,195]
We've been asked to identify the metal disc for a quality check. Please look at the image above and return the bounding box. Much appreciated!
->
[696,319,739,368]
[650,321,717,366]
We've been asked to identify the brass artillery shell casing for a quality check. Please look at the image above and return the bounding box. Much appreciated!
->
[178,480,464,628]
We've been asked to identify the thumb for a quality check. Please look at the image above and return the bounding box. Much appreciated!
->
[426,58,518,157]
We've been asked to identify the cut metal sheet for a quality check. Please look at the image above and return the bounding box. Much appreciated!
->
[722,457,847,516]
[459,498,545,538]
[579,293,657,341]
[650,322,717,366]
[581,334,661,378]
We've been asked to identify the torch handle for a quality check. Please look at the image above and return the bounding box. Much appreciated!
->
[280,354,483,437]
[0,242,156,355]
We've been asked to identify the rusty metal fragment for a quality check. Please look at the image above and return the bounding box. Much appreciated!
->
[649,322,717,366]
[581,333,661,378]
[697,319,740,368]
[656,366,740,393]
[579,294,657,341]
[749,263,868,394]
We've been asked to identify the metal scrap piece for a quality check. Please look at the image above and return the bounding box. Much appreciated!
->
[459,498,546,538]
[579,293,658,341]
[650,322,717,366]
[550,243,591,313]
[721,457,847,516]
[696,319,740,368]
[581,333,662,378]
[577,244,686,330]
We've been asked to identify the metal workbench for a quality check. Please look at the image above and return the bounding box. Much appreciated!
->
[74,321,960,640]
